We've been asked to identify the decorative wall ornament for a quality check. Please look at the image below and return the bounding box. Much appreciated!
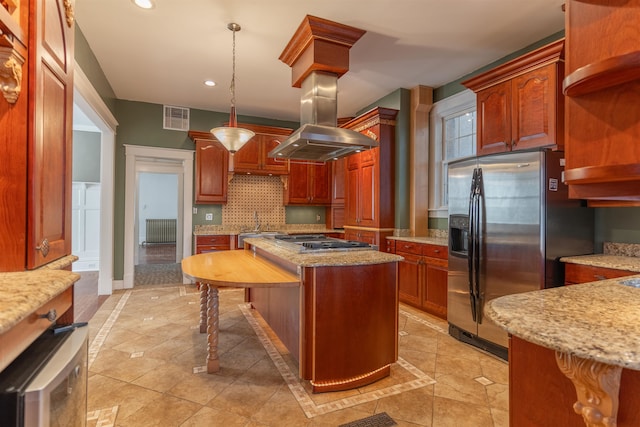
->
[0,47,24,103]
[63,0,74,27]
[555,351,622,427]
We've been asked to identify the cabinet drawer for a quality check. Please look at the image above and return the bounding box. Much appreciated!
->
[385,238,395,254]
[565,263,636,285]
[395,241,422,255]
[0,286,73,371]
[196,235,230,246]
[423,244,447,259]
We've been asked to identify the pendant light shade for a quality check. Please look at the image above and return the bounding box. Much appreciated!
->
[211,23,255,153]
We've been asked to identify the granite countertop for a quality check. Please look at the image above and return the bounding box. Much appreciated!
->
[485,275,640,370]
[245,237,403,267]
[560,254,640,272]
[388,236,448,246]
[194,225,344,236]
[0,270,80,335]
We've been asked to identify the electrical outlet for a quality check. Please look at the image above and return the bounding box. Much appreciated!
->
[316,214,321,222]
[205,213,213,221]
[192,207,197,214]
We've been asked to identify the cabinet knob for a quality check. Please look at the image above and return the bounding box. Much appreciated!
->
[39,309,57,322]
[36,238,50,257]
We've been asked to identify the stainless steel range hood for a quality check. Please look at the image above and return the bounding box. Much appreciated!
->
[268,71,378,162]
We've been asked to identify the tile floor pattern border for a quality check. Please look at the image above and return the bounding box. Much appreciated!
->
[238,304,436,419]
[88,290,131,368]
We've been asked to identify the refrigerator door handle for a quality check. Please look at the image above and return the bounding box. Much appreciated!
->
[474,168,483,324]
[467,168,477,322]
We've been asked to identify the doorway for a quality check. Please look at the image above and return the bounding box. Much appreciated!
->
[134,170,182,286]
[73,64,117,298]
[123,145,193,289]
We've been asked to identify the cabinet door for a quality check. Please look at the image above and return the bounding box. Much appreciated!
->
[423,258,448,319]
[195,140,228,204]
[477,81,511,155]
[358,157,377,227]
[286,162,310,204]
[262,135,289,175]
[511,64,558,151]
[331,157,346,204]
[232,137,261,173]
[309,163,330,204]
[28,0,74,268]
[398,252,421,306]
[345,162,360,225]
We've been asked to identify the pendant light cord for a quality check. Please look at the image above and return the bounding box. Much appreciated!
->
[230,25,237,109]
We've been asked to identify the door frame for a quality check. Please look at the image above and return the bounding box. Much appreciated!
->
[123,145,193,289]
[73,63,118,296]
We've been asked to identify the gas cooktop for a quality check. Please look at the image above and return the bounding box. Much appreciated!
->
[273,234,373,250]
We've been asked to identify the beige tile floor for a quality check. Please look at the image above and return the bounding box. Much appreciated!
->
[86,285,508,427]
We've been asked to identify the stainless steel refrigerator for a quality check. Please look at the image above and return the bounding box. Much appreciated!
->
[447,149,593,359]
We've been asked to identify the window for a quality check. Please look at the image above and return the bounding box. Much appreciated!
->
[442,109,476,206]
[428,90,476,218]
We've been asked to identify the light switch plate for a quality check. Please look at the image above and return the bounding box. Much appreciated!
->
[205,213,213,221]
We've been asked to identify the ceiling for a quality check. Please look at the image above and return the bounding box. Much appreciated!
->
[74,0,565,124]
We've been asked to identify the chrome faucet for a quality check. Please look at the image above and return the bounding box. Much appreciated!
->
[253,211,261,232]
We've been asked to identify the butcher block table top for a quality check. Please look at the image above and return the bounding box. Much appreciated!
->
[181,250,300,287]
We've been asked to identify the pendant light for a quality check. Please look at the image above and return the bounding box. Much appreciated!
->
[211,23,255,153]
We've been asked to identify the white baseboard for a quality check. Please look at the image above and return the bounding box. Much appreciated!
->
[112,280,124,291]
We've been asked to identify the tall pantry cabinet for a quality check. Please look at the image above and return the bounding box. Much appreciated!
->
[0,0,74,271]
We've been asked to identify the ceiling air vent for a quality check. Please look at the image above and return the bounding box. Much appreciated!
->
[163,105,190,131]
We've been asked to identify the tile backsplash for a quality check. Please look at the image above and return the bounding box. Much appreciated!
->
[222,175,285,228]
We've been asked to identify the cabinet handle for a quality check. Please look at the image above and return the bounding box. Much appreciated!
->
[512,139,517,148]
[36,238,50,257]
[594,274,606,281]
[434,249,440,253]
[39,309,57,322]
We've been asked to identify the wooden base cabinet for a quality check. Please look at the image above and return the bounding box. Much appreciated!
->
[463,40,564,156]
[564,263,636,285]
[394,240,448,319]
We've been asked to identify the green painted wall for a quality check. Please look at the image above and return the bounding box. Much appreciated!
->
[74,23,117,114]
[594,208,640,251]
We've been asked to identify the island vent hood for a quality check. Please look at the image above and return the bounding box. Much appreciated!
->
[268,71,378,162]
[268,15,375,162]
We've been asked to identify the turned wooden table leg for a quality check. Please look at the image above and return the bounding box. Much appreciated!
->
[206,284,220,373]
[555,351,622,427]
[199,283,208,333]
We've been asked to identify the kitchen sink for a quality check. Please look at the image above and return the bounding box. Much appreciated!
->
[237,231,286,247]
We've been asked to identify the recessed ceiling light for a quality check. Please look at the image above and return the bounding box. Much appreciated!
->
[204,80,216,87]
[132,0,154,9]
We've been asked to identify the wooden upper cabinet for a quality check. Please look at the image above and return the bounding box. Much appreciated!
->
[342,107,396,229]
[464,39,564,156]
[232,124,291,175]
[27,0,74,269]
[562,0,640,202]
[284,162,330,205]
[189,132,229,204]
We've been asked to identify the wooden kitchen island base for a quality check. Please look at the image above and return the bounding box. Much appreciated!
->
[183,239,401,393]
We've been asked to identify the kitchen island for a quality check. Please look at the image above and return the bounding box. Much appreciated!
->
[485,276,640,427]
[182,237,402,392]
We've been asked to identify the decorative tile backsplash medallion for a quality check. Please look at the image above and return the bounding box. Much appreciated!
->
[222,175,285,228]
[603,242,640,258]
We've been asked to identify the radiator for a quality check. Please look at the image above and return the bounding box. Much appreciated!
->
[145,219,177,244]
